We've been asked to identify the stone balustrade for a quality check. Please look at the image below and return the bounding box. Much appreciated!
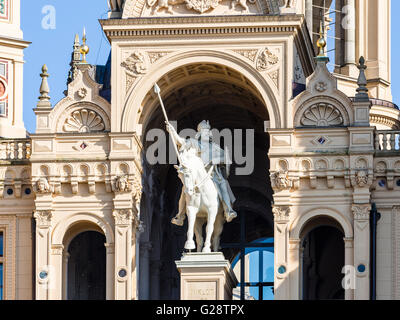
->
[0,139,31,161]
[375,131,400,151]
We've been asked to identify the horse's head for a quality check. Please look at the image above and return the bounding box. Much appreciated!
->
[174,163,194,195]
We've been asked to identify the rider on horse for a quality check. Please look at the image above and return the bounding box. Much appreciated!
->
[166,120,238,225]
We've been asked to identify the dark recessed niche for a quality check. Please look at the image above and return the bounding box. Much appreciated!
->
[24,188,31,195]
[7,188,13,196]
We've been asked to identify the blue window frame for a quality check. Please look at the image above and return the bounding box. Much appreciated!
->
[0,231,3,256]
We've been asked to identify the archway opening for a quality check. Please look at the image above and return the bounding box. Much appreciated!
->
[138,63,273,300]
[66,231,106,300]
[301,217,345,300]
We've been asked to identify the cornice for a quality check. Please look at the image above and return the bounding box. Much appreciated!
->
[100,14,304,39]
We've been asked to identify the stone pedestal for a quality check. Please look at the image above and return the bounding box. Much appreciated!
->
[175,252,238,300]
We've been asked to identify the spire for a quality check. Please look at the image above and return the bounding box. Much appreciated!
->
[67,34,81,85]
[80,27,90,64]
[355,56,369,102]
[37,65,51,108]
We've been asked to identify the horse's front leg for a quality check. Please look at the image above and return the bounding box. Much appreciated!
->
[184,205,197,250]
[194,218,204,252]
[203,206,218,253]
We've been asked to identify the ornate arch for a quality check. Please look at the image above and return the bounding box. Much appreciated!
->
[121,50,281,131]
[52,212,114,246]
[290,207,353,240]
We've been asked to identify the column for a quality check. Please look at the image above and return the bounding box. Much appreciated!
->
[62,252,69,300]
[344,0,356,66]
[34,210,52,300]
[150,260,162,300]
[344,237,354,300]
[352,204,370,300]
[50,244,64,300]
[105,243,115,300]
[113,209,133,300]
[139,242,152,300]
[289,239,301,300]
[305,0,313,40]
[273,206,291,300]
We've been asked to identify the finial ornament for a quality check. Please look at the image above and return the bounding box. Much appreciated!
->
[317,20,327,57]
[355,56,369,102]
[38,65,50,102]
[80,27,90,63]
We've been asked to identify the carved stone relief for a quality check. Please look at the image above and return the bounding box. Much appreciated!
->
[63,108,105,133]
[300,103,344,127]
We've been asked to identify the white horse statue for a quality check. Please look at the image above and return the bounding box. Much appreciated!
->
[173,146,226,253]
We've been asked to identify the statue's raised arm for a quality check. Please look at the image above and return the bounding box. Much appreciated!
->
[165,121,186,148]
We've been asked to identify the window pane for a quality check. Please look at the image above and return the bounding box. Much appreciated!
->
[0,263,3,300]
[0,232,3,256]
[0,63,5,77]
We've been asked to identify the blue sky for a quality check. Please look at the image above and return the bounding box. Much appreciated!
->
[21,0,400,133]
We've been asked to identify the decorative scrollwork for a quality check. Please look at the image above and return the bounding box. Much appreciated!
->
[256,48,279,71]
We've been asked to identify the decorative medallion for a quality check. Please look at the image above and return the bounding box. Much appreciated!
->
[76,87,87,98]
[256,48,279,71]
[63,109,105,133]
[315,81,328,92]
[300,103,344,127]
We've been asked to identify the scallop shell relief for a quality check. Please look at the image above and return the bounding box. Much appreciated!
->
[63,109,105,133]
[300,103,344,127]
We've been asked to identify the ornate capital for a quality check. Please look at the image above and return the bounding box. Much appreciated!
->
[273,206,291,222]
[352,204,371,220]
[34,210,53,228]
[113,209,133,225]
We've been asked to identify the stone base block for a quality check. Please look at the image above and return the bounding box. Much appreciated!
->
[175,252,238,300]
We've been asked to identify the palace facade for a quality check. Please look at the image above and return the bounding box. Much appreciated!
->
[0,0,398,300]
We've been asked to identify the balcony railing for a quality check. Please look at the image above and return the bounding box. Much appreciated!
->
[0,139,31,161]
[375,131,400,151]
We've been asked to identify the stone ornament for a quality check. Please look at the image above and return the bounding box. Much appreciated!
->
[355,170,369,187]
[315,81,327,92]
[76,87,87,98]
[271,170,292,190]
[352,205,371,220]
[35,178,52,194]
[300,103,344,127]
[113,209,133,225]
[121,51,148,75]
[256,48,279,71]
[34,210,53,228]
[272,206,291,222]
[63,108,105,133]
[114,175,132,193]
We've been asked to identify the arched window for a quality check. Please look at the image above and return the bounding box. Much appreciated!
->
[231,237,274,300]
